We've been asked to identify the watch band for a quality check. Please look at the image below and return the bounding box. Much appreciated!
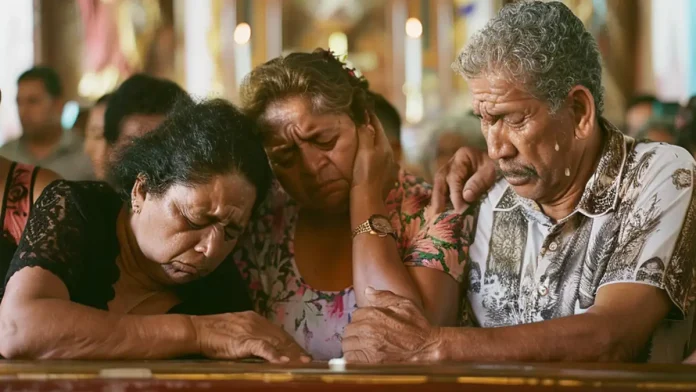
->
[351,220,374,238]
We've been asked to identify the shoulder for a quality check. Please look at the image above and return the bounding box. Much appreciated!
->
[35,180,121,217]
[32,167,62,203]
[624,142,694,194]
[391,170,432,215]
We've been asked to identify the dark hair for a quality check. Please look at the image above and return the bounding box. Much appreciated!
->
[627,95,658,111]
[17,66,63,97]
[240,48,373,131]
[104,74,191,145]
[108,98,272,211]
[96,93,112,106]
[372,93,401,142]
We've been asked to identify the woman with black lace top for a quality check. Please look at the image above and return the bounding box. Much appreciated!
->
[0,98,308,362]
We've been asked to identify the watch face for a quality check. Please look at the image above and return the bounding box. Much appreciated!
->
[370,215,393,233]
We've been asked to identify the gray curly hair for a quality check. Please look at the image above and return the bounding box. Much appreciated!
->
[453,1,604,114]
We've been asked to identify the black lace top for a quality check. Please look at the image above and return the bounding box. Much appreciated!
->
[1,180,252,315]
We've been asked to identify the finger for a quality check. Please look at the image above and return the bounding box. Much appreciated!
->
[248,340,286,364]
[447,172,468,213]
[356,122,376,151]
[341,335,361,352]
[343,350,371,364]
[368,112,388,145]
[461,166,495,204]
[365,286,409,308]
[431,164,450,213]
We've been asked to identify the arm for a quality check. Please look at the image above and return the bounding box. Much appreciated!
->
[437,283,670,362]
[351,183,421,310]
[0,267,197,359]
[350,113,421,310]
[351,115,481,322]
[343,284,669,363]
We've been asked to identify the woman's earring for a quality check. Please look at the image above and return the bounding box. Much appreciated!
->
[132,202,141,214]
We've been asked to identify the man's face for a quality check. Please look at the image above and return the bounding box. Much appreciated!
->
[470,74,578,203]
[16,79,62,138]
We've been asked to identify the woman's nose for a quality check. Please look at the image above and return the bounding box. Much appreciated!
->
[298,144,327,176]
[194,226,224,259]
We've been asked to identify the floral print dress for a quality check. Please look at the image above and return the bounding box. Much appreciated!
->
[233,170,473,360]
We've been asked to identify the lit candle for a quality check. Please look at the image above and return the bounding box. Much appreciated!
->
[404,18,424,123]
[234,23,252,87]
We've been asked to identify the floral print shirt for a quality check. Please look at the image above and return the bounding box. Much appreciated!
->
[233,170,472,360]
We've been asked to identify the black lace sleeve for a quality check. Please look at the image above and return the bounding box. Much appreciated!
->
[4,180,90,295]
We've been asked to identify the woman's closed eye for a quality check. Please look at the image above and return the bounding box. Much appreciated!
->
[223,225,242,241]
[184,216,207,230]
[313,136,338,149]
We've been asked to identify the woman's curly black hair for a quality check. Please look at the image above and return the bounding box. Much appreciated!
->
[107,98,272,211]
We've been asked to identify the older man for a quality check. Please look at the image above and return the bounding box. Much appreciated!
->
[343,1,696,364]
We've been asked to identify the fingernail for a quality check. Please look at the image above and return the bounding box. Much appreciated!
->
[280,356,289,363]
[365,286,376,294]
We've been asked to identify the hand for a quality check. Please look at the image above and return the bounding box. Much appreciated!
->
[684,351,696,364]
[432,147,496,213]
[342,287,443,363]
[351,112,394,194]
[191,311,311,363]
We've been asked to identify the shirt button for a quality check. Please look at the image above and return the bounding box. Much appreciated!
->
[548,241,558,251]
[538,285,548,296]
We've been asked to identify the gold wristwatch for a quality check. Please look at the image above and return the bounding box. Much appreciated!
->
[352,214,396,239]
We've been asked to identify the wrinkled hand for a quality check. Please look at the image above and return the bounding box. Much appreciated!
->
[432,147,496,213]
[351,112,394,193]
[192,311,311,363]
[342,288,443,364]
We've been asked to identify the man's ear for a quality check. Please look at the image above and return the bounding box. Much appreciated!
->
[567,85,596,141]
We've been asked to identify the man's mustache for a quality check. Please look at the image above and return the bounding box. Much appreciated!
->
[495,161,539,178]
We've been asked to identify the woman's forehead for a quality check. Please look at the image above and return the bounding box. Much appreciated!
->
[262,98,349,139]
[166,176,255,216]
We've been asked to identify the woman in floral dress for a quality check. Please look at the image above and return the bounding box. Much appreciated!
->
[235,49,477,360]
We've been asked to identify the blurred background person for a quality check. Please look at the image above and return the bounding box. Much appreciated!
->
[104,74,189,150]
[625,95,659,137]
[83,94,111,180]
[0,88,61,288]
[0,67,92,180]
[636,117,677,144]
[676,96,696,131]
[422,114,485,182]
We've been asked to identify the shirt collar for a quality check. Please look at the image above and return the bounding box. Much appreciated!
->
[492,118,632,220]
